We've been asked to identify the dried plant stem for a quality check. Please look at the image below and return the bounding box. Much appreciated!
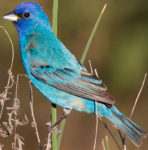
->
[29,81,42,149]
[13,115,17,150]
[0,144,4,150]
[13,74,26,149]
[89,60,98,150]
[123,145,126,150]
[4,73,28,150]
[89,61,99,150]
[46,132,52,150]
[0,26,15,119]
[93,69,99,150]
[93,102,99,150]
[92,67,121,150]
[14,75,17,150]
[102,138,106,150]
[129,73,147,119]
[46,122,52,150]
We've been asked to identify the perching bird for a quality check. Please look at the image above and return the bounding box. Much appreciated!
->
[3,2,147,146]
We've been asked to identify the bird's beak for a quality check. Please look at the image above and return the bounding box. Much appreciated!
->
[3,11,19,22]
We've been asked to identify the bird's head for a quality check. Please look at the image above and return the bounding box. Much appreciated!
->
[3,2,52,35]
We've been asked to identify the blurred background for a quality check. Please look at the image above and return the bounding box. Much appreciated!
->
[0,0,148,149]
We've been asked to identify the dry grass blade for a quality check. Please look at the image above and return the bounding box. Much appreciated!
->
[129,73,147,119]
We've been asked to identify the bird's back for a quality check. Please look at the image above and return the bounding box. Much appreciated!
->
[20,30,83,73]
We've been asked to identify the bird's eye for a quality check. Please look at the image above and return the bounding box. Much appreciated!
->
[23,12,30,18]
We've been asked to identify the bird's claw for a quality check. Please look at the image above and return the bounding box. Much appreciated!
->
[46,122,62,135]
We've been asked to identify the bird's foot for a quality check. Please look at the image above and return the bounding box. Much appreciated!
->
[46,109,70,134]
[46,122,62,135]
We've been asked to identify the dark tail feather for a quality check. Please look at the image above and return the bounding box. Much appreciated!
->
[105,108,147,146]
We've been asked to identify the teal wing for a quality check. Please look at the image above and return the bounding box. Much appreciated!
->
[30,64,115,105]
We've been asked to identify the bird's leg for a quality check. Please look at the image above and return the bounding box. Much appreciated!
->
[52,108,71,128]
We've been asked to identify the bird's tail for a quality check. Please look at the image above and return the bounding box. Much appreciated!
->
[104,106,147,146]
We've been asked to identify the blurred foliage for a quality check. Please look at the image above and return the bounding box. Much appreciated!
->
[0,0,148,150]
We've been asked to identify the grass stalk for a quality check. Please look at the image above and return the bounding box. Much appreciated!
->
[52,0,58,36]
[80,4,106,64]
[58,4,107,150]
[51,0,59,149]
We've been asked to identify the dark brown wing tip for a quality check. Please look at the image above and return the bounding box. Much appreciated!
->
[100,82,107,90]
[101,91,115,103]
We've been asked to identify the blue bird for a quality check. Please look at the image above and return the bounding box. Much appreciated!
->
[3,2,147,146]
